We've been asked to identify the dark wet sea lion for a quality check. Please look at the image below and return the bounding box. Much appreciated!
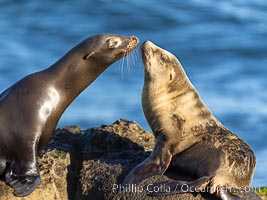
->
[0,34,139,197]
[123,41,255,200]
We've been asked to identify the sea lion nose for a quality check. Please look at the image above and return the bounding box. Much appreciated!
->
[143,40,157,48]
[143,40,151,46]
[127,36,139,50]
[130,36,139,44]
[142,41,153,56]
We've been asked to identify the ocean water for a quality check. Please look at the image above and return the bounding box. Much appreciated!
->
[0,0,266,186]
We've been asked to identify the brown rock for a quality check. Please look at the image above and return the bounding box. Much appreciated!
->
[0,150,70,200]
[0,119,261,200]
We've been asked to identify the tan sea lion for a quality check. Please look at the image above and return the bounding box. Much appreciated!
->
[0,34,139,197]
[123,41,255,200]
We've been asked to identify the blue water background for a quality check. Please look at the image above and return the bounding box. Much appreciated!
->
[0,0,266,186]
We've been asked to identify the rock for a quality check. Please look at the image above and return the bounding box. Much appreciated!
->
[255,187,267,200]
[0,119,261,200]
[0,150,70,200]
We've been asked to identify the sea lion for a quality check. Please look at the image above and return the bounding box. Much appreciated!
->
[0,34,139,197]
[123,41,255,200]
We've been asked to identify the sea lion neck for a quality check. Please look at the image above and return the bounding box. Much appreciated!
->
[44,53,106,105]
[143,75,217,137]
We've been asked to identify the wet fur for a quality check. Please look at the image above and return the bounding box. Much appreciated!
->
[0,34,139,197]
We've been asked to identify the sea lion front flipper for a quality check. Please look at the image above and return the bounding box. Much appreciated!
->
[123,141,172,185]
[5,140,40,197]
[6,173,40,197]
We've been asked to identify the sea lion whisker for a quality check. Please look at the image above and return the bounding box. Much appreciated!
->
[136,45,143,67]
[126,52,131,74]
[119,56,125,80]
[120,42,136,78]
[134,47,142,66]
[127,44,141,69]
[124,48,139,76]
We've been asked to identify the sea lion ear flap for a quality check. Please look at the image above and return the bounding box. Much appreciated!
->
[83,51,95,60]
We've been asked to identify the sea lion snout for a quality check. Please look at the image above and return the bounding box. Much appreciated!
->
[82,34,139,65]
[123,36,139,54]
[130,36,139,48]
[107,35,138,50]
[142,41,167,54]
[130,36,139,45]
[142,41,172,65]
[142,41,175,80]
[143,40,156,49]
[142,41,153,57]
[142,41,160,68]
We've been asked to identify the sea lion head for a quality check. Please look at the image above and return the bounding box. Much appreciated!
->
[142,41,187,90]
[77,34,139,67]
[55,34,139,82]
[141,41,190,134]
[141,41,215,137]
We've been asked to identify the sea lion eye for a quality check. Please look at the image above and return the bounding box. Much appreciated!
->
[161,54,169,63]
[107,37,122,49]
[170,74,173,80]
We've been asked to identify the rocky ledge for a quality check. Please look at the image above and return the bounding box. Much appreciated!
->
[0,119,262,200]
